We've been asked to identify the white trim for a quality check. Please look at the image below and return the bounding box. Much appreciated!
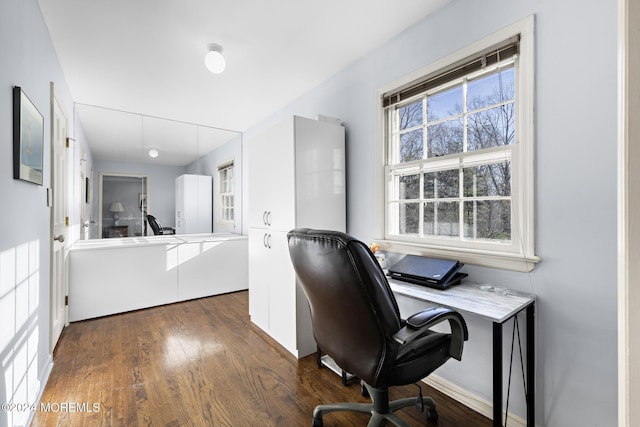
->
[375,16,536,271]
[215,156,236,232]
[380,239,539,272]
[423,374,526,427]
[97,172,149,237]
[618,0,640,425]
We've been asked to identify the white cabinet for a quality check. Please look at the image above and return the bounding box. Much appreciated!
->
[175,174,212,234]
[68,234,248,322]
[248,116,345,358]
[248,229,298,352]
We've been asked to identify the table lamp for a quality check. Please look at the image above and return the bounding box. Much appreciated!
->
[109,202,124,225]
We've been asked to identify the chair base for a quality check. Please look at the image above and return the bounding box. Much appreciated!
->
[312,382,437,427]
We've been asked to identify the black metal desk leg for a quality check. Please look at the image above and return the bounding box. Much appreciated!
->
[527,304,535,427]
[493,322,503,427]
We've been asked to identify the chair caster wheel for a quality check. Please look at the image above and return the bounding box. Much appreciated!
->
[312,417,323,427]
[426,407,439,422]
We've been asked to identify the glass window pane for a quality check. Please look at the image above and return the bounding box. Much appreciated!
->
[427,85,463,121]
[424,169,459,199]
[463,200,511,241]
[399,174,420,200]
[399,202,420,235]
[423,172,434,199]
[400,129,423,162]
[467,103,515,150]
[437,169,459,198]
[427,118,463,157]
[424,202,459,237]
[467,67,515,110]
[399,100,423,130]
[463,162,511,197]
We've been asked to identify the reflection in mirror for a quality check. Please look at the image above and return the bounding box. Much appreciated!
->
[75,104,242,239]
[100,174,148,238]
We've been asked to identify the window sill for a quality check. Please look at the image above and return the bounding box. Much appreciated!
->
[378,239,540,273]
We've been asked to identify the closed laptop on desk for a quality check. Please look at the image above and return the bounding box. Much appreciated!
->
[387,255,465,289]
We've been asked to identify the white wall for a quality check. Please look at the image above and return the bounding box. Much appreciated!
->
[243,0,618,425]
[0,1,90,426]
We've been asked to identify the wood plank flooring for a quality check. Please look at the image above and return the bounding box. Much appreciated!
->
[31,291,491,427]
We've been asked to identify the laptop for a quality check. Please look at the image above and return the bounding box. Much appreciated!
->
[386,255,467,290]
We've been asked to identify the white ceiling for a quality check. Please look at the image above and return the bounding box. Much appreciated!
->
[38,0,450,166]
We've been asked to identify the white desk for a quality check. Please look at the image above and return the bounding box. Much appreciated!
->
[389,279,536,427]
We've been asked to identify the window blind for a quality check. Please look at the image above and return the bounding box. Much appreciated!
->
[217,160,234,171]
[382,35,520,108]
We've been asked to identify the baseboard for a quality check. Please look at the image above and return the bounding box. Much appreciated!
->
[24,355,54,427]
[423,374,526,427]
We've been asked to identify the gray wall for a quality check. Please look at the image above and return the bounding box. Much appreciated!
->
[0,1,91,426]
[243,1,618,425]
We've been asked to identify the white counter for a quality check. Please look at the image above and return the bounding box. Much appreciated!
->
[68,233,248,321]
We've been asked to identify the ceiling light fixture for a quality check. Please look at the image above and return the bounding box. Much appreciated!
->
[148,148,159,158]
[205,43,226,74]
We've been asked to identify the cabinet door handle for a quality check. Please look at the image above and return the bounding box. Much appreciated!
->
[266,211,272,226]
[267,234,272,248]
[263,233,268,247]
[263,211,267,225]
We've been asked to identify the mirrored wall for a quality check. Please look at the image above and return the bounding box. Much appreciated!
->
[76,104,243,239]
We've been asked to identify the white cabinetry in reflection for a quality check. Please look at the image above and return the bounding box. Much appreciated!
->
[248,115,345,358]
[175,174,212,234]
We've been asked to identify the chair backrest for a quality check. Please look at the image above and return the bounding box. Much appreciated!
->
[287,228,403,387]
[146,215,161,235]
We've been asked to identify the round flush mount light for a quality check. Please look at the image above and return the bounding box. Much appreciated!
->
[205,43,226,74]
[148,148,159,158]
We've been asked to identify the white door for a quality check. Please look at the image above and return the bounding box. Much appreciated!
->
[50,86,68,352]
[265,230,297,353]
[248,227,270,331]
[248,117,296,230]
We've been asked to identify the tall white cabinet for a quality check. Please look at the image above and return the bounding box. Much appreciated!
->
[248,116,346,358]
[175,174,212,234]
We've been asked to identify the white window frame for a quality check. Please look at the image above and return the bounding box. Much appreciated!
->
[217,160,234,226]
[374,15,539,272]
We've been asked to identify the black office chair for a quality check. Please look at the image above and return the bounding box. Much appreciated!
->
[287,228,468,427]
[146,214,176,235]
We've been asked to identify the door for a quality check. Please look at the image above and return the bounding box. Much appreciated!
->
[248,227,270,330]
[248,117,296,230]
[50,85,68,352]
[99,173,148,238]
[265,230,297,353]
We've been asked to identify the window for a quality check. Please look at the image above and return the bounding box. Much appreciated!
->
[218,161,234,224]
[378,17,538,272]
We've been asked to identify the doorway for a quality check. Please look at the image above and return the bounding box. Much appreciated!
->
[98,173,149,238]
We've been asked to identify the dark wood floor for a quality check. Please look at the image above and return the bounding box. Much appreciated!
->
[31,291,490,427]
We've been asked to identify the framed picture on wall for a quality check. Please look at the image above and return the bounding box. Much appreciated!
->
[13,86,44,185]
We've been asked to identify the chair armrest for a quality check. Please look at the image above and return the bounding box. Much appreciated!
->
[392,306,468,360]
